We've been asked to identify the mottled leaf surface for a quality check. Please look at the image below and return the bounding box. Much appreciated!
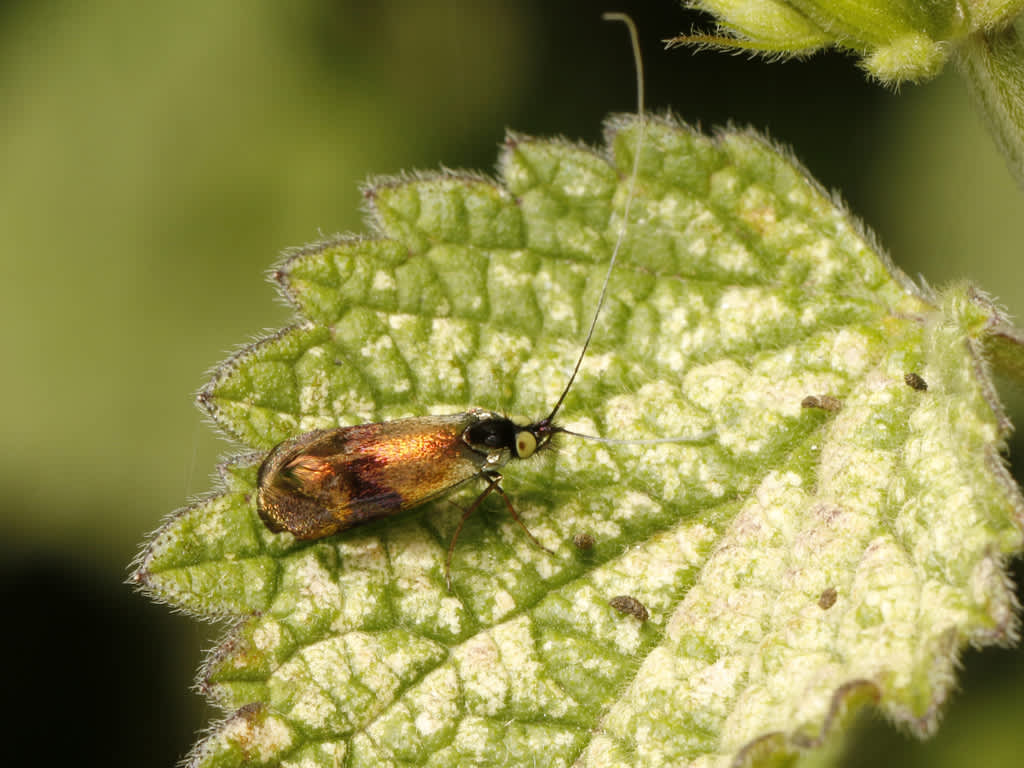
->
[134,116,1024,767]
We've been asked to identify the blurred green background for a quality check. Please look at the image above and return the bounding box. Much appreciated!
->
[2,0,1023,765]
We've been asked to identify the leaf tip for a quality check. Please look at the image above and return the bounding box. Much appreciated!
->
[196,383,216,414]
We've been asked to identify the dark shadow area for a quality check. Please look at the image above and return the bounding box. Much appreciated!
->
[0,552,215,767]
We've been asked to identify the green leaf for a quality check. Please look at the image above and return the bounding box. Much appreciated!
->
[958,22,1024,192]
[676,0,1024,84]
[133,115,1024,767]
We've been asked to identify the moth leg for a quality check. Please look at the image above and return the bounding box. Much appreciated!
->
[444,471,554,592]
[489,480,555,558]
[445,473,500,592]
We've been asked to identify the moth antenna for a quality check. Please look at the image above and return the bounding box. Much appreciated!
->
[559,428,716,445]
[545,12,645,423]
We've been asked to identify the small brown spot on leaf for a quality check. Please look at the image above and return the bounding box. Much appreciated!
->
[573,533,595,551]
[802,394,842,412]
[609,595,649,622]
[904,372,928,391]
[818,587,838,610]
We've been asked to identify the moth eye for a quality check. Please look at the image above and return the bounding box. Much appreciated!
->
[516,431,537,459]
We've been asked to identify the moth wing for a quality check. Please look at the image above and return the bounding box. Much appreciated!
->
[257,414,489,539]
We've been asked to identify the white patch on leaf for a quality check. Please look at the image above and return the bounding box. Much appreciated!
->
[372,269,396,291]
[221,712,293,763]
[252,621,283,653]
[359,332,394,358]
[410,666,459,738]
[288,553,342,625]
[829,329,872,376]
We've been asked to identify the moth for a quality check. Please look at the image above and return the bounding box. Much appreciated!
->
[256,15,701,589]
